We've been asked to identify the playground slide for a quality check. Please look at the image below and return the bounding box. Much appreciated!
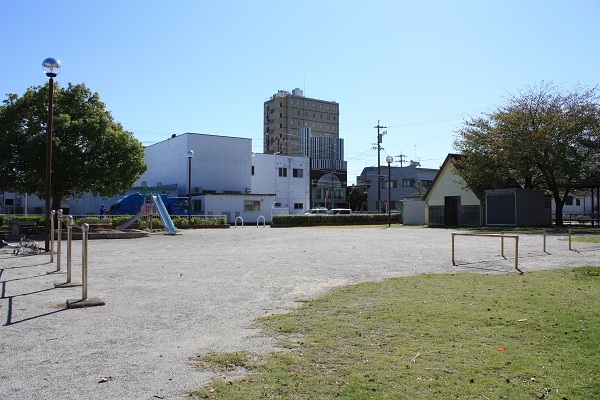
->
[151,195,178,234]
[116,210,145,230]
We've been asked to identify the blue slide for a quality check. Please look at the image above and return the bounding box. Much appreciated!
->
[151,195,178,234]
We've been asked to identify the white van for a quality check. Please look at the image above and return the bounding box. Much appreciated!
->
[326,208,353,215]
[304,208,328,215]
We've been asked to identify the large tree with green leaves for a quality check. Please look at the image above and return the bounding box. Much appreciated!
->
[0,82,147,210]
[453,82,600,226]
[348,186,368,211]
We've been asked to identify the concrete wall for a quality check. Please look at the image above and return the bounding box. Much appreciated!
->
[403,198,426,225]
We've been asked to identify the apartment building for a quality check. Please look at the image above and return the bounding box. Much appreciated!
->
[264,88,347,208]
[357,162,438,213]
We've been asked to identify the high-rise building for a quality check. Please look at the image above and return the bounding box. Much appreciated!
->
[264,88,347,208]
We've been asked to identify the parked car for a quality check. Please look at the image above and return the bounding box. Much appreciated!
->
[326,208,353,215]
[304,208,328,215]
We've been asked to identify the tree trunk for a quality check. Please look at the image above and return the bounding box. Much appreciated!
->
[52,193,62,219]
[553,191,565,226]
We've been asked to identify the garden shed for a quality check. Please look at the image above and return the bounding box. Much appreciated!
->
[485,188,550,226]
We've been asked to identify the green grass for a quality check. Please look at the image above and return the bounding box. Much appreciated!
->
[191,268,600,399]
[569,236,600,244]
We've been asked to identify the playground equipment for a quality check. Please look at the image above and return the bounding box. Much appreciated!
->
[108,192,190,216]
[452,232,521,273]
[110,192,178,234]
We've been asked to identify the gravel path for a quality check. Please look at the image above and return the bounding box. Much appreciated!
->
[1,227,598,399]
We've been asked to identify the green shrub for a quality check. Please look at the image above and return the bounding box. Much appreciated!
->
[0,215,46,226]
[172,216,227,227]
[272,213,402,226]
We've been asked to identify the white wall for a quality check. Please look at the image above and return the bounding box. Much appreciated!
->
[138,133,252,196]
[202,194,274,224]
[251,153,310,214]
[403,198,426,225]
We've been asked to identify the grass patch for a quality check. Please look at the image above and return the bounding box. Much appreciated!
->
[191,268,600,399]
[191,351,254,372]
[569,236,600,244]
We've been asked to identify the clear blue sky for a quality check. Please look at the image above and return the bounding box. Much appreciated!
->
[2,0,599,184]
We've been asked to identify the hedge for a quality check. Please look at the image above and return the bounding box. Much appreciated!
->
[272,213,402,226]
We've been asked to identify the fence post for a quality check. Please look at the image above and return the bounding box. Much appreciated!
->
[50,210,56,262]
[66,223,105,308]
[56,209,63,271]
[82,223,89,300]
[451,233,456,265]
[569,229,572,250]
[514,236,520,272]
[66,216,73,282]
[543,230,547,253]
[55,216,81,288]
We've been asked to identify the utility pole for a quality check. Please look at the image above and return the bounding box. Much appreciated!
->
[396,153,407,167]
[374,121,387,212]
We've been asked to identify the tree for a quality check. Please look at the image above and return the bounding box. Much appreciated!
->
[0,82,147,210]
[453,82,600,225]
[348,186,368,211]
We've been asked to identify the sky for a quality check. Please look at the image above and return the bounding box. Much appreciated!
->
[2,0,600,184]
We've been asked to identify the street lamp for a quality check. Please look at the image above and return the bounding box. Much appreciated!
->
[187,150,194,226]
[42,57,61,252]
[386,155,393,227]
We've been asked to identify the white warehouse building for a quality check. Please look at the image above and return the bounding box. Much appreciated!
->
[134,132,310,223]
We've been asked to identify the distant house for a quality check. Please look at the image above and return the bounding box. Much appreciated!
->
[423,154,555,227]
[423,154,484,227]
[357,161,437,213]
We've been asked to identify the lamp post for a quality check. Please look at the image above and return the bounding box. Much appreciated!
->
[42,58,61,252]
[386,155,393,227]
[187,150,194,226]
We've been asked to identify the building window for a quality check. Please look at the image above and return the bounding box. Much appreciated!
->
[312,103,315,108]
[312,123,315,127]
[304,101,308,106]
[244,200,260,212]
[294,203,304,210]
[305,111,308,116]
[274,202,282,207]
[305,122,308,127]
[576,198,581,206]
[327,105,330,110]
[333,116,336,121]
[251,166,255,176]
[319,124,323,129]
[312,112,316,117]
[327,115,330,120]
[293,168,303,178]
[319,104,323,109]
[327,125,330,130]
[565,196,574,206]
[320,114,323,119]
[382,180,398,189]
[289,100,293,104]
[297,111,301,116]
[420,180,433,189]
[278,167,287,177]
[402,179,415,187]
[297,100,300,105]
